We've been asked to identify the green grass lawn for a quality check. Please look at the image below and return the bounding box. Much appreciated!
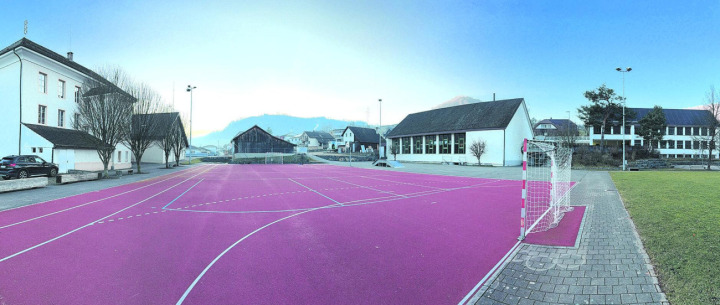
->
[611,171,720,305]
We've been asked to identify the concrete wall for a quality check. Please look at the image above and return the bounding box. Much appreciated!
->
[140,143,185,164]
[74,144,131,171]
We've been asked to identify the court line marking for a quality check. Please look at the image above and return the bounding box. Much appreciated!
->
[0,165,207,214]
[162,179,205,209]
[288,178,343,206]
[0,165,217,263]
[325,177,409,198]
[459,240,522,305]
[176,203,340,305]
[359,175,452,190]
[0,165,209,230]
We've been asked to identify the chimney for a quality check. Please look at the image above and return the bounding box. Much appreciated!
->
[67,52,73,61]
[493,93,496,101]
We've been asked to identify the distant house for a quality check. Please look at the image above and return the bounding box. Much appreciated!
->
[301,131,335,149]
[186,146,213,157]
[533,119,579,140]
[589,107,720,159]
[386,98,533,166]
[132,112,188,164]
[330,129,345,150]
[342,126,380,152]
[232,125,296,154]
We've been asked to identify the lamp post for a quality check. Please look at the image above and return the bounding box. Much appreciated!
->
[186,85,196,164]
[616,67,632,171]
[378,98,382,159]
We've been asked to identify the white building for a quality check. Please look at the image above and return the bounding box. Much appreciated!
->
[342,126,380,152]
[0,38,132,173]
[589,107,719,159]
[386,98,533,166]
[132,112,188,164]
[300,131,335,149]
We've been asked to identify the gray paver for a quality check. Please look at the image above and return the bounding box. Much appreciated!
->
[471,171,669,305]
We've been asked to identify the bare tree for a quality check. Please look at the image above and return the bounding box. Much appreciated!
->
[171,114,189,166]
[470,139,487,165]
[558,123,579,148]
[126,83,165,174]
[159,120,175,169]
[701,87,720,170]
[76,68,134,178]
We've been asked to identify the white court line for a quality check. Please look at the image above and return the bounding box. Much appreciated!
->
[175,203,340,305]
[0,165,207,214]
[288,178,343,206]
[458,240,522,305]
[0,165,217,263]
[0,165,209,230]
[326,177,409,198]
[359,175,450,190]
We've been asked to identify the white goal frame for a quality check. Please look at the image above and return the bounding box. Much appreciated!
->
[519,138,573,240]
[264,153,284,164]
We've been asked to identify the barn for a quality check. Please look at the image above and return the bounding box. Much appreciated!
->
[232,125,296,155]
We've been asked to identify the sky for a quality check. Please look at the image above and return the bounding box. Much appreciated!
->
[2,1,720,137]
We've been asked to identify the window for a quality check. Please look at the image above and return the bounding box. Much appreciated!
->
[702,127,708,136]
[686,127,692,135]
[58,109,65,127]
[668,140,675,149]
[677,141,684,149]
[74,113,81,129]
[693,127,700,136]
[39,147,43,153]
[392,138,399,154]
[668,127,675,135]
[38,105,47,124]
[413,136,423,154]
[118,151,122,163]
[454,133,466,154]
[439,134,451,154]
[32,147,36,153]
[694,141,700,149]
[660,140,667,149]
[425,135,436,154]
[58,80,66,98]
[625,126,631,135]
[686,141,691,149]
[401,137,410,154]
[74,86,81,103]
[677,127,684,135]
[125,151,129,162]
[38,72,47,93]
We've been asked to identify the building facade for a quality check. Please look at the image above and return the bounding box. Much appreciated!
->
[342,126,380,152]
[0,38,131,173]
[386,98,534,166]
[589,108,719,159]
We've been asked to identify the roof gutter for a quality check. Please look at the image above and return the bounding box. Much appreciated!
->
[12,48,22,155]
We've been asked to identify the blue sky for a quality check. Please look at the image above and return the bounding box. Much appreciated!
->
[2,1,720,136]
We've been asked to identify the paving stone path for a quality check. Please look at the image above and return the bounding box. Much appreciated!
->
[472,171,668,305]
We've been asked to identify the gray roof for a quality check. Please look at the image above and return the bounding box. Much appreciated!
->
[132,112,188,147]
[387,98,524,138]
[535,119,577,130]
[23,123,108,150]
[303,131,335,143]
[628,108,715,126]
[343,126,380,144]
[0,38,129,97]
[232,125,296,146]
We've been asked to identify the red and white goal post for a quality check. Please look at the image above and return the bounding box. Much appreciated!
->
[519,138,574,241]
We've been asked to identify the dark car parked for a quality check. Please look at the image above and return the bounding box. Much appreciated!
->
[0,155,59,180]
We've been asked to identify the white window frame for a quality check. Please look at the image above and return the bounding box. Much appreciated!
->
[39,72,47,93]
[58,109,65,127]
[38,105,47,124]
[58,79,66,99]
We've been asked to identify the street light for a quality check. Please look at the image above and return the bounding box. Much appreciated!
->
[378,98,383,159]
[616,67,631,171]
[186,85,197,164]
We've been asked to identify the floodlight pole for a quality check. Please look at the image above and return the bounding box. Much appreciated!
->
[379,98,382,159]
[616,67,631,171]
[187,85,197,164]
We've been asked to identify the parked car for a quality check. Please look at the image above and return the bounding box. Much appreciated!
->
[0,155,58,180]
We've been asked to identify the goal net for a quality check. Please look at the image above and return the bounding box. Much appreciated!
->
[520,139,573,240]
[264,153,284,164]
